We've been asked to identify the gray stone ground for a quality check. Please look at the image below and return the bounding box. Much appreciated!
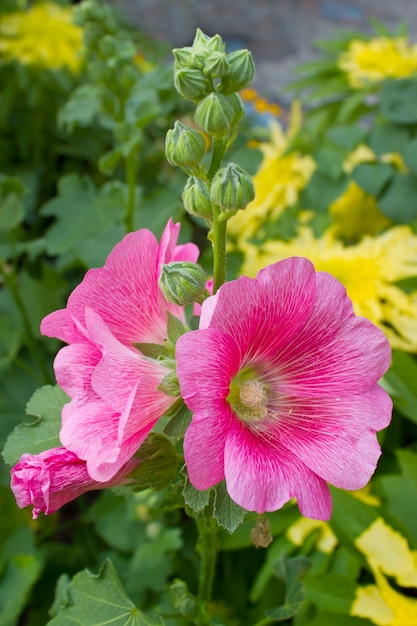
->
[109,0,417,106]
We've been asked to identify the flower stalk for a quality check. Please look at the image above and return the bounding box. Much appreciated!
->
[195,516,219,624]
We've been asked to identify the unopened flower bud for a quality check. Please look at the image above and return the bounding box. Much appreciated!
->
[192,29,225,54]
[195,93,235,138]
[226,93,246,128]
[182,177,212,220]
[210,163,255,217]
[221,49,255,94]
[204,51,229,78]
[174,67,210,101]
[191,49,207,70]
[165,121,206,168]
[159,261,207,306]
[173,47,193,69]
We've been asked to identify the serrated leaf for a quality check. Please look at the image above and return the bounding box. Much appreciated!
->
[213,481,247,533]
[265,556,311,621]
[58,84,104,132]
[182,476,211,513]
[0,175,25,232]
[2,385,68,466]
[47,559,165,625]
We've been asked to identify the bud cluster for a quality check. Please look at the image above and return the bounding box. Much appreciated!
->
[166,29,256,224]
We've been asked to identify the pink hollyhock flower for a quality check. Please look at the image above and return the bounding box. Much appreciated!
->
[11,447,139,519]
[41,219,199,482]
[176,257,392,520]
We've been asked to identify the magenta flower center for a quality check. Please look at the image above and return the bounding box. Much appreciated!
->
[228,369,269,423]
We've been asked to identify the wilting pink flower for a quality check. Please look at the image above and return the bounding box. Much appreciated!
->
[41,220,199,482]
[176,257,392,520]
[11,447,139,519]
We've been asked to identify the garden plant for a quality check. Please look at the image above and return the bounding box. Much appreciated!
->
[1,3,417,626]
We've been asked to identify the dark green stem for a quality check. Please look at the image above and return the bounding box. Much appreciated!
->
[211,209,227,294]
[125,151,138,233]
[195,516,218,624]
[0,264,52,385]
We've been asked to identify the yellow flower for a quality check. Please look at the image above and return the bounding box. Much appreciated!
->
[351,518,417,625]
[352,568,417,625]
[0,3,83,72]
[240,226,417,351]
[286,517,338,554]
[228,102,316,240]
[330,181,391,241]
[339,37,417,88]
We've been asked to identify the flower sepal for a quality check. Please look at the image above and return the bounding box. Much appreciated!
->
[159,261,207,307]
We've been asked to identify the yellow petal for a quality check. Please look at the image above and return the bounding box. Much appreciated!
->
[355,518,417,587]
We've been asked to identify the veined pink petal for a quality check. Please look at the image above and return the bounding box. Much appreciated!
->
[224,419,332,519]
[273,384,392,489]
[272,272,392,397]
[41,308,86,344]
[10,447,139,519]
[203,258,317,362]
[53,342,101,406]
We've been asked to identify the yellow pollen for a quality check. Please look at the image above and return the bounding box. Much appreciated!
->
[239,380,268,409]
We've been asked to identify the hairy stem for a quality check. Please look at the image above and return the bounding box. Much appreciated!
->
[211,209,227,294]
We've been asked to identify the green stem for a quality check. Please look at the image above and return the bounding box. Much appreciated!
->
[207,136,226,181]
[125,151,138,233]
[195,516,218,624]
[212,208,227,294]
[0,264,52,385]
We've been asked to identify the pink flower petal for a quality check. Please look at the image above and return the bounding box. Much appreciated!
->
[205,258,317,362]
[224,419,332,519]
[273,384,392,489]
[272,272,391,397]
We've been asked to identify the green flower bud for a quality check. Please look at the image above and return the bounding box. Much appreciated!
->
[182,177,212,219]
[204,51,230,78]
[195,93,235,138]
[221,49,255,94]
[190,49,207,70]
[159,261,207,306]
[226,93,246,127]
[98,34,116,59]
[174,67,210,101]
[165,121,206,168]
[210,163,255,217]
[193,29,225,54]
[173,47,193,69]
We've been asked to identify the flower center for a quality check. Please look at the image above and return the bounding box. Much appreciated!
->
[228,369,269,423]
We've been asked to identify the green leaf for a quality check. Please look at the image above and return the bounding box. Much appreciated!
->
[327,124,366,150]
[382,350,417,423]
[368,123,410,155]
[401,137,417,175]
[352,162,394,196]
[380,78,417,124]
[378,173,417,223]
[98,148,123,176]
[329,489,379,548]
[301,170,348,212]
[182,476,211,513]
[135,342,171,359]
[40,174,126,256]
[47,559,165,625]
[163,401,192,438]
[308,611,372,626]
[2,385,68,466]
[314,146,345,181]
[131,433,178,491]
[213,481,247,533]
[0,526,44,626]
[58,84,104,132]
[166,311,187,343]
[265,556,311,621]
[305,572,357,614]
[0,175,25,232]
